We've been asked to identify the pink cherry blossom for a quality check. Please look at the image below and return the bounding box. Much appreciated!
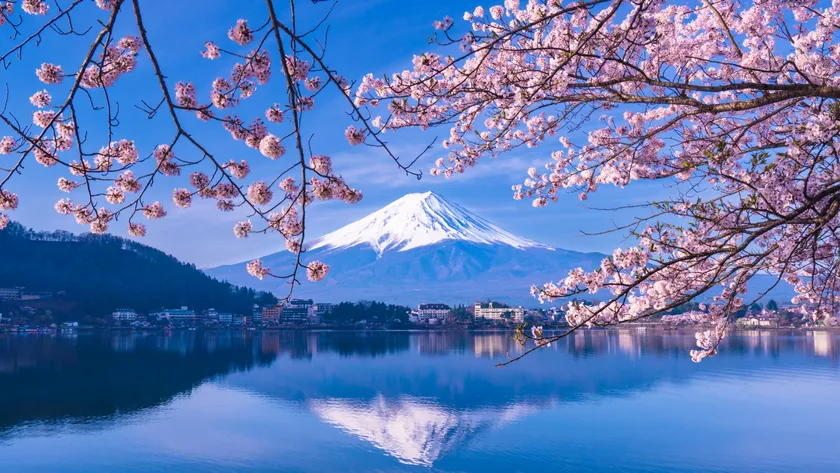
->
[54,199,73,215]
[344,125,366,145]
[21,0,47,15]
[117,36,143,54]
[99,140,138,166]
[35,63,63,84]
[295,96,314,112]
[304,77,321,91]
[279,177,299,194]
[433,16,453,30]
[57,177,79,193]
[214,182,238,199]
[489,5,503,20]
[172,188,192,208]
[78,38,141,89]
[226,159,250,179]
[72,206,93,225]
[104,187,125,205]
[265,105,284,123]
[33,147,57,167]
[0,136,16,154]
[90,208,112,234]
[190,172,210,189]
[95,0,117,11]
[247,181,273,205]
[115,171,141,193]
[128,223,146,237]
[285,239,303,254]
[142,202,166,220]
[175,82,197,108]
[306,261,329,282]
[32,110,55,128]
[340,188,363,204]
[309,155,332,175]
[246,259,270,279]
[217,200,235,212]
[29,90,51,107]
[258,134,285,159]
[0,213,8,230]
[309,178,332,200]
[0,189,18,211]
[233,220,252,238]
[201,41,221,60]
[284,55,311,82]
[227,19,253,46]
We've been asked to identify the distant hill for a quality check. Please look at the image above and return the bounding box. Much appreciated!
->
[0,222,267,319]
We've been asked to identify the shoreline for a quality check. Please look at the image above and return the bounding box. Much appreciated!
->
[3,325,838,335]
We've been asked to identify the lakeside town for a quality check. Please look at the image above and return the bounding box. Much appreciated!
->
[0,285,825,334]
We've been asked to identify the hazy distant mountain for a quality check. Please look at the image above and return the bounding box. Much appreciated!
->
[207,191,798,306]
[206,191,605,306]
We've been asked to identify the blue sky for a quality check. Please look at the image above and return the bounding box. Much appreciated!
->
[3,0,666,267]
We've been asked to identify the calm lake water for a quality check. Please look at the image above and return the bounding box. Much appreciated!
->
[1,329,839,472]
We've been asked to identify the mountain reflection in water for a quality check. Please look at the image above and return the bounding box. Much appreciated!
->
[1,329,839,472]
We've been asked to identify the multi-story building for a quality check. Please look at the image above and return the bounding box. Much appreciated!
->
[311,303,334,323]
[112,308,138,322]
[150,306,196,320]
[218,312,233,324]
[737,315,779,328]
[0,287,22,301]
[205,308,219,321]
[282,299,313,324]
[262,305,282,325]
[417,303,450,322]
[251,304,263,325]
[474,302,524,323]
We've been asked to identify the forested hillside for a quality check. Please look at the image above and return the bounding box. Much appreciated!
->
[0,222,268,317]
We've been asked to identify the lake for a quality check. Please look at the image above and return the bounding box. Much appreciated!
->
[0,329,839,472]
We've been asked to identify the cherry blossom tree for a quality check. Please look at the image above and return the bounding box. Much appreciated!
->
[0,0,421,303]
[355,0,840,362]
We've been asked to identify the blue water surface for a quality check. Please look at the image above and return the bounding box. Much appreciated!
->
[0,329,838,472]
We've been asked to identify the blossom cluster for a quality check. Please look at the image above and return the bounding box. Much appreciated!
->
[0,1,405,312]
[355,0,840,359]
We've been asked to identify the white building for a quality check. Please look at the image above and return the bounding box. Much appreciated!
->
[738,310,779,328]
[218,313,233,324]
[474,302,524,323]
[282,299,313,324]
[112,308,138,322]
[151,306,196,320]
[0,287,22,301]
[417,304,450,323]
[311,303,334,323]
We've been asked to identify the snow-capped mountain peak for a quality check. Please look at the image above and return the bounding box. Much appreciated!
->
[310,191,551,255]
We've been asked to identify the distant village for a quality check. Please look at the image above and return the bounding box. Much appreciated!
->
[0,285,555,332]
[0,285,826,333]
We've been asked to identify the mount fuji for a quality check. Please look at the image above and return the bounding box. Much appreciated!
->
[205,191,606,306]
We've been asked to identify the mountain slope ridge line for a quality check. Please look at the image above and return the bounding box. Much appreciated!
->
[309,191,553,256]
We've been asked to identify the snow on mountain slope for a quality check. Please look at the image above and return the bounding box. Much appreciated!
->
[205,191,794,305]
[310,191,551,255]
[205,191,587,305]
